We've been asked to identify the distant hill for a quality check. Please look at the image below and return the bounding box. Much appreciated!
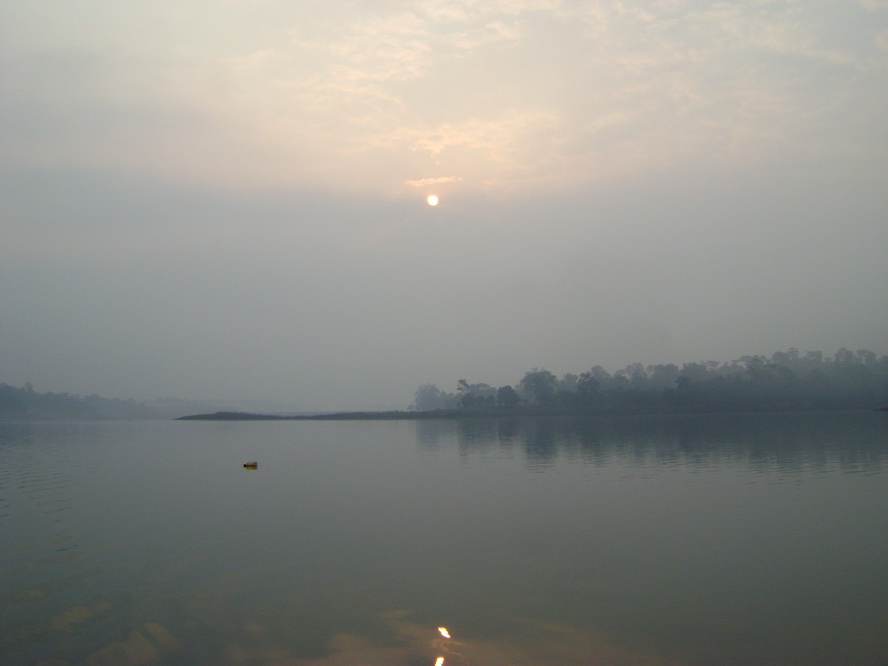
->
[0,383,229,421]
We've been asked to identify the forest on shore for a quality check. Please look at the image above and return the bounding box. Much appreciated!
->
[0,383,219,421]
[4,347,887,421]
[411,348,888,414]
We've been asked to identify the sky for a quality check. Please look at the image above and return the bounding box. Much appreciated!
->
[2,0,887,411]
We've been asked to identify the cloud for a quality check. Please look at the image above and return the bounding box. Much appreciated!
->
[2,0,885,197]
[859,0,888,10]
[405,176,463,187]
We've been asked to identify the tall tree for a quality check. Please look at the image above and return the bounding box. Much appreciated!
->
[519,368,558,405]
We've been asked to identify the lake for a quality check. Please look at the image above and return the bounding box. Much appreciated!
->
[2,411,887,665]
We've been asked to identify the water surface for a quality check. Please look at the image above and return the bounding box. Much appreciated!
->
[2,412,887,664]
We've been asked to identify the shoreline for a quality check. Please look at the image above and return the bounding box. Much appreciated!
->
[176,406,888,421]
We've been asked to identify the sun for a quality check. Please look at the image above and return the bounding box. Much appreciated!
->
[426,195,439,207]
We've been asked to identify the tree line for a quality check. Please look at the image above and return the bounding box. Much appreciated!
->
[0,383,218,420]
[410,348,888,413]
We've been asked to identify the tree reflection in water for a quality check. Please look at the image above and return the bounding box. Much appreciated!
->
[415,411,888,475]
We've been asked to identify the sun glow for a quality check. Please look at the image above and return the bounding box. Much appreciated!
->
[427,195,439,206]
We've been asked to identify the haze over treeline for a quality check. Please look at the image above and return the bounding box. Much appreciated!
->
[0,384,245,421]
[3,347,887,420]
[412,348,888,413]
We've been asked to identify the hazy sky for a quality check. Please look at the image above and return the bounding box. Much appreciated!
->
[2,0,887,410]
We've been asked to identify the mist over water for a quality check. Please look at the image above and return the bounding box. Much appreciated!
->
[2,412,887,664]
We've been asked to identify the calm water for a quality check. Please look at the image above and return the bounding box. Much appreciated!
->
[2,412,887,665]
